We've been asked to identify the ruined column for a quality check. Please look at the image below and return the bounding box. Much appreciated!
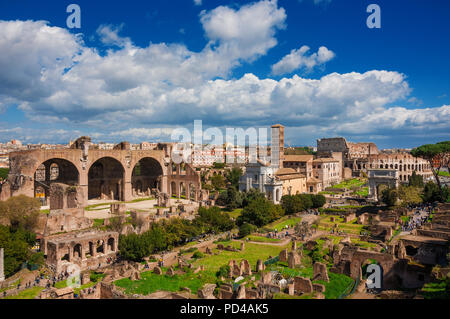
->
[79,168,88,208]
[161,175,168,195]
[81,243,86,260]
[0,247,5,282]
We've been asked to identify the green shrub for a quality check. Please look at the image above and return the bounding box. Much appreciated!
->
[192,251,205,259]
[216,265,230,278]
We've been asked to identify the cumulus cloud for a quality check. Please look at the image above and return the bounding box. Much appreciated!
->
[0,0,447,145]
[200,0,286,62]
[193,0,202,6]
[271,45,335,75]
[96,24,131,48]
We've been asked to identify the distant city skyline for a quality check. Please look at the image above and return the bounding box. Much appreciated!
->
[0,0,449,148]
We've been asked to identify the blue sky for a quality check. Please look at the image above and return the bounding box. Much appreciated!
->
[0,0,449,148]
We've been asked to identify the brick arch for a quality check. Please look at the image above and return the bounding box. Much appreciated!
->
[32,157,81,203]
[33,158,80,183]
[349,251,395,287]
[131,156,164,194]
[88,156,125,200]
[130,153,166,174]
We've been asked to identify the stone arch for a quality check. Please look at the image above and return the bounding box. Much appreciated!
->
[405,245,418,257]
[131,157,163,197]
[61,247,70,261]
[73,243,82,259]
[33,158,80,202]
[170,181,177,197]
[275,188,281,202]
[88,242,94,257]
[88,157,124,200]
[179,182,186,198]
[189,183,196,200]
[349,251,394,288]
[96,240,104,254]
[107,237,115,252]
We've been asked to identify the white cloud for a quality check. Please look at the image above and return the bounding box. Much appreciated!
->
[193,0,202,6]
[96,24,130,48]
[0,0,447,145]
[200,0,286,62]
[271,45,335,75]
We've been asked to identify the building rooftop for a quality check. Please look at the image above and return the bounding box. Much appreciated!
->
[283,155,313,162]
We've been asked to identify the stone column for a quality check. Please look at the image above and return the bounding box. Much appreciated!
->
[161,175,168,194]
[0,247,5,282]
[81,243,86,260]
[79,168,89,207]
[122,167,132,202]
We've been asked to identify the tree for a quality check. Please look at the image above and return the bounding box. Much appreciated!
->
[213,162,226,169]
[298,194,313,210]
[238,222,256,237]
[280,195,304,215]
[237,197,284,227]
[311,194,326,208]
[409,171,424,188]
[397,185,423,205]
[0,168,9,180]
[226,167,243,189]
[196,206,234,233]
[381,188,398,206]
[0,195,41,231]
[241,188,266,207]
[118,233,151,261]
[0,225,36,277]
[411,142,450,192]
[422,181,443,203]
[210,174,226,190]
[224,186,243,211]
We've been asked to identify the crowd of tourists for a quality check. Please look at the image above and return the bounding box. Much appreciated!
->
[399,204,433,233]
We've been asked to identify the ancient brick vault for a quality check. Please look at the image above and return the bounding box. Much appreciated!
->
[3,136,202,206]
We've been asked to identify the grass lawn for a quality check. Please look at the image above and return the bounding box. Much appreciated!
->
[318,215,365,235]
[421,281,449,299]
[244,235,283,243]
[183,240,199,248]
[354,187,368,197]
[222,208,243,219]
[267,262,354,299]
[113,241,289,296]
[4,286,44,299]
[192,241,289,274]
[332,178,366,189]
[93,218,105,227]
[114,268,217,295]
[438,170,450,177]
[268,216,302,231]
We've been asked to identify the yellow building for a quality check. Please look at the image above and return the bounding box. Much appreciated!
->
[275,168,307,196]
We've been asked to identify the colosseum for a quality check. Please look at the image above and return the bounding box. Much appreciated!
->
[317,137,433,182]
